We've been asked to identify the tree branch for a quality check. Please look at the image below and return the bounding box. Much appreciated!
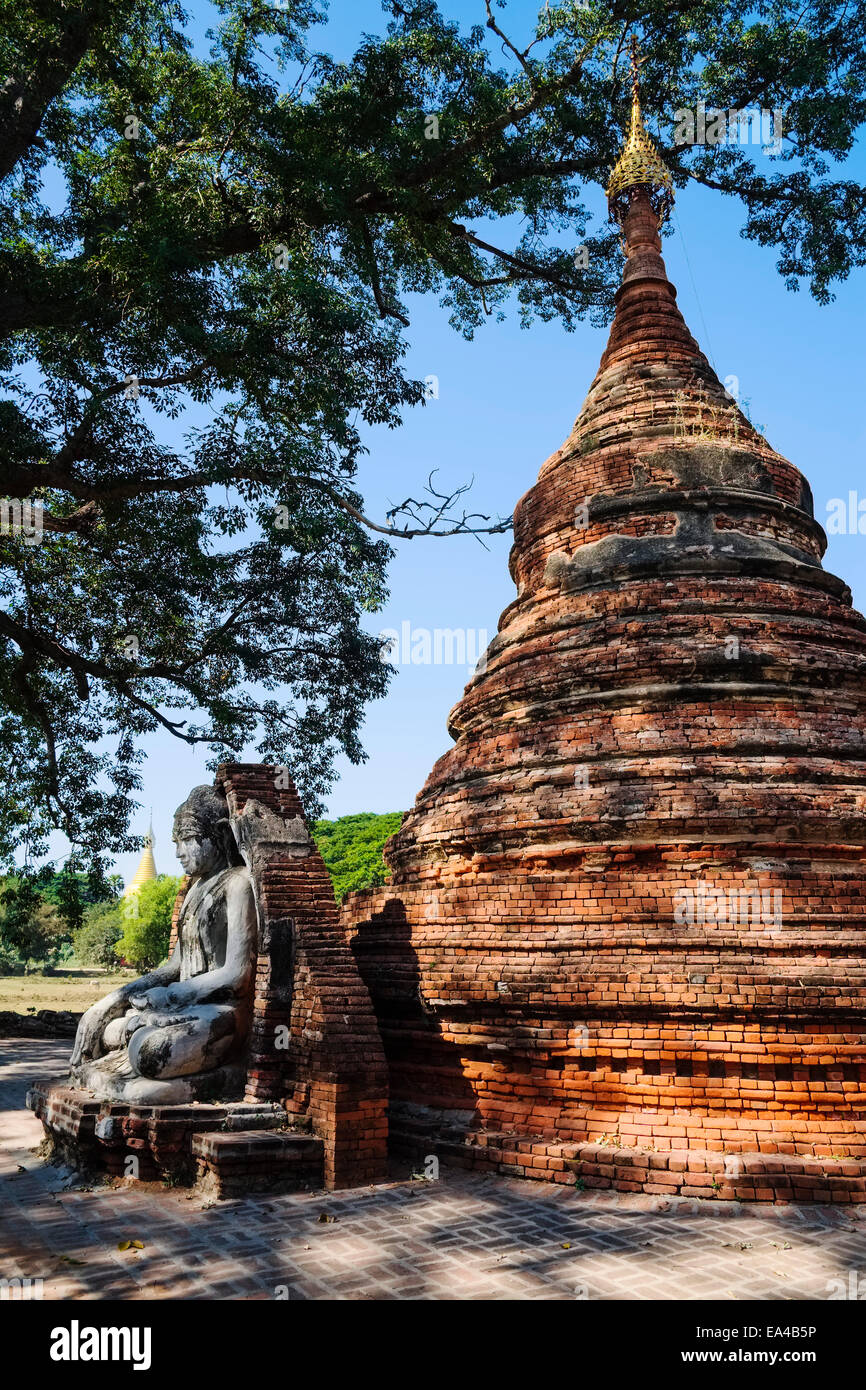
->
[359,219,410,326]
[0,0,122,182]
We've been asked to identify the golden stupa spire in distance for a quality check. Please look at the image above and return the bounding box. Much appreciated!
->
[606,36,674,228]
[123,818,157,898]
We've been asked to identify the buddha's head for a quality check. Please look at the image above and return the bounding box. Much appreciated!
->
[171,785,235,877]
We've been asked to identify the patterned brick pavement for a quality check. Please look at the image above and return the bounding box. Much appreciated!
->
[3,1038,866,1301]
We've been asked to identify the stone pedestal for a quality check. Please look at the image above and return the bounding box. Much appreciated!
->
[27,1081,318,1193]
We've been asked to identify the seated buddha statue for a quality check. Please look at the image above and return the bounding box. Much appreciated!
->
[69,785,257,1105]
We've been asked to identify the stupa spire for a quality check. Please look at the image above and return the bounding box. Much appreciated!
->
[606,37,674,229]
[587,39,746,428]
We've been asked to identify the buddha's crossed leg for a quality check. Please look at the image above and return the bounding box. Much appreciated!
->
[103,1004,238,1080]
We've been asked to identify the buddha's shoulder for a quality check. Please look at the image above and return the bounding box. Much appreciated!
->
[194,865,253,907]
[225,864,254,898]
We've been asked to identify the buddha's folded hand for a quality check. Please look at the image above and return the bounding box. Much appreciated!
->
[130,983,194,1013]
[130,987,170,1011]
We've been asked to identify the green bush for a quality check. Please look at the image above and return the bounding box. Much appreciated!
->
[40,868,124,922]
[114,876,182,972]
[0,941,25,974]
[312,812,404,902]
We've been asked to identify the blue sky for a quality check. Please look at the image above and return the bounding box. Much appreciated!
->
[112,0,866,883]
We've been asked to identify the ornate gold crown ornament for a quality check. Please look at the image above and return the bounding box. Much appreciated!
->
[606,37,674,229]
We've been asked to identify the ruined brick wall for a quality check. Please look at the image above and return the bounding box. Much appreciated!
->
[341,193,866,1196]
[167,875,189,955]
[0,1009,80,1038]
[216,763,388,1189]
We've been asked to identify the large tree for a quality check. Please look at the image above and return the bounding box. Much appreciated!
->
[1,0,864,873]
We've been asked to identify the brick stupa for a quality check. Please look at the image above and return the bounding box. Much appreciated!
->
[342,68,866,1202]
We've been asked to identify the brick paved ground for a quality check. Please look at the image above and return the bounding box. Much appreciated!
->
[3,1039,866,1300]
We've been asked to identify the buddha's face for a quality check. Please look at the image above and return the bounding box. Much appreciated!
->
[173,832,224,877]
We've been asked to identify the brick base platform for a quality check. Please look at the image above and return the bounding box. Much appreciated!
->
[392,1103,866,1203]
[26,1082,322,1196]
[12,1041,866,1300]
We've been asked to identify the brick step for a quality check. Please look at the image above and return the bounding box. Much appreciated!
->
[192,1129,324,1198]
[219,1102,288,1132]
[28,1085,297,1183]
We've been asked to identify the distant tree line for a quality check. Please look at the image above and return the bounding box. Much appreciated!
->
[0,868,118,973]
[0,868,180,974]
[72,876,182,972]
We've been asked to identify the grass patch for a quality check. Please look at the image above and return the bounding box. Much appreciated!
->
[0,968,137,1014]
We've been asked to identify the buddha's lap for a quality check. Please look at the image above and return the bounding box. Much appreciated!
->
[127,1007,237,1079]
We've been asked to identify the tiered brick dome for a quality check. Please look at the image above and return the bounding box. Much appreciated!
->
[343,190,866,1200]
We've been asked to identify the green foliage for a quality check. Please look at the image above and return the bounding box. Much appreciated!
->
[312,811,404,901]
[40,868,123,911]
[114,875,182,971]
[1,0,864,870]
[39,866,122,932]
[72,898,125,968]
[0,940,26,974]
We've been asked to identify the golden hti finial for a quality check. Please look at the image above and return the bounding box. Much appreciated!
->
[606,37,674,229]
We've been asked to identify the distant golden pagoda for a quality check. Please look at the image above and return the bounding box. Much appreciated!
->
[606,37,674,228]
[123,822,157,898]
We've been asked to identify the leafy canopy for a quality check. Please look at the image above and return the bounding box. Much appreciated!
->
[72,897,125,968]
[114,874,182,970]
[1,0,863,875]
[313,809,404,900]
[0,865,120,970]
